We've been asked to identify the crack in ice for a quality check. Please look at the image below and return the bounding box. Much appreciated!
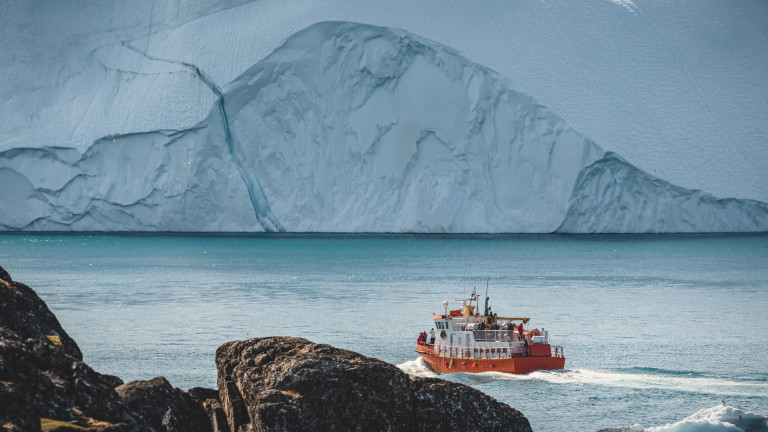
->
[122,42,285,232]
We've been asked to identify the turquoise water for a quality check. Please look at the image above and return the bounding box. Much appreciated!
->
[2,234,767,431]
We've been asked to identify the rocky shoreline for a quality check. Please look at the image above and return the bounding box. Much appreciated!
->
[0,266,532,431]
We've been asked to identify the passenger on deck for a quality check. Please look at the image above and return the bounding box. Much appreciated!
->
[429,328,435,344]
[518,323,524,339]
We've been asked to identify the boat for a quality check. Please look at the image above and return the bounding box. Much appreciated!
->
[415,287,565,374]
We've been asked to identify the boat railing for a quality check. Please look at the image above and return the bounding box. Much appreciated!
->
[415,341,434,354]
[472,330,520,342]
[428,343,526,360]
[553,345,565,358]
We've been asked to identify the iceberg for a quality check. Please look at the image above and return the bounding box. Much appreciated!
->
[1,21,767,233]
[558,153,768,233]
[4,1,768,205]
[599,404,768,432]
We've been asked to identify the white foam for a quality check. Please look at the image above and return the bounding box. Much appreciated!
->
[489,369,768,398]
[396,358,438,378]
[396,363,768,398]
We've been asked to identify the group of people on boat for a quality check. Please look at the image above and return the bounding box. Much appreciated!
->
[417,329,436,345]
[478,315,523,335]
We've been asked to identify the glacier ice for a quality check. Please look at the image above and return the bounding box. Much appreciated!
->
[4,1,768,205]
[221,22,607,232]
[1,21,767,233]
[557,153,768,233]
[0,129,259,231]
[599,404,768,432]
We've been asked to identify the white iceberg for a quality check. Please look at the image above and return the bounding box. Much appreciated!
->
[1,22,766,233]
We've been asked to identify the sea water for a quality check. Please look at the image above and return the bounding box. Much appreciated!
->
[1,233,766,431]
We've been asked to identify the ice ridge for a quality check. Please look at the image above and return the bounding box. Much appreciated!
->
[557,153,768,233]
[0,129,260,231]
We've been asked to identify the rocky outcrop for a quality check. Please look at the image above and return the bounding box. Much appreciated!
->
[116,377,212,432]
[0,266,150,431]
[1,266,532,431]
[411,377,532,430]
[0,268,81,360]
[188,387,231,432]
[216,337,532,432]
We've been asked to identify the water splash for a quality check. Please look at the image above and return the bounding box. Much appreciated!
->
[482,368,767,398]
[397,358,768,398]
[396,358,438,378]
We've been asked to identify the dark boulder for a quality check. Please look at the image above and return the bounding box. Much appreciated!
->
[216,336,532,432]
[0,266,81,359]
[116,377,212,432]
[0,265,11,282]
[0,266,150,431]
[188,388,231,432]
[411,377,531,430]
[0,317,150,432]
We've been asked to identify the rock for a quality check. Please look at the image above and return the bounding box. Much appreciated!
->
[411,377,530,430]
[0,265,81,359]
[188,387,220,403]
[101,373,126,389]
[0,266,150,431]
[0,265,11,282]
[216,336,532,432]
[116,377,212,432]
[189,388,232,432]
[0,319,151,431]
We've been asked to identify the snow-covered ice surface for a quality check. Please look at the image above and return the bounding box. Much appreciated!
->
[2,2,768,232]
[598,404,768,432]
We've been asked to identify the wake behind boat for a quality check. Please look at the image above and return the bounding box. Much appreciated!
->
[416,288,565,374]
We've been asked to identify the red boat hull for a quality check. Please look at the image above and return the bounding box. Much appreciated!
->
[418,348,565,374]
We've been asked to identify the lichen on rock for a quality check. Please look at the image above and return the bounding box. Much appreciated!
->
[216,336,532,432]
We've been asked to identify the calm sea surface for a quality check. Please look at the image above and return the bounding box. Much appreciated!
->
[2,234,767,431]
